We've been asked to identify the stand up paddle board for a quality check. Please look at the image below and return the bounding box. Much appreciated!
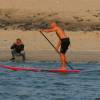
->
[0,64,80,73]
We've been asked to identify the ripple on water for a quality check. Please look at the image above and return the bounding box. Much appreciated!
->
[0,62,100,100]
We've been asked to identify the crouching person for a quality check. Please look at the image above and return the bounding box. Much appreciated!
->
[10,38,26,61]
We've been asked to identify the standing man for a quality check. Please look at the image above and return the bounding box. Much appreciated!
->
[10,38,26,61]
[41,22,70,70]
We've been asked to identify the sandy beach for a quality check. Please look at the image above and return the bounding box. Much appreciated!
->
[0,0,100,62]
[0,30,100,62]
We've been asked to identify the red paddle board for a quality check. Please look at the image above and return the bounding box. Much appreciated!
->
[0,64,80,73]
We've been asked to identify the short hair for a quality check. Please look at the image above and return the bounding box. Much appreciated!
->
[16,38,21,41]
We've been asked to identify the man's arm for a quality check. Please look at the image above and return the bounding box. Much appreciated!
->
[20,44,24,51]
[18,44,24,54]
[41,28,56,33]
[10,43,15,49]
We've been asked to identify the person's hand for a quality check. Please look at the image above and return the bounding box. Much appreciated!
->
[20,50,25,54]
[39,29,43,32]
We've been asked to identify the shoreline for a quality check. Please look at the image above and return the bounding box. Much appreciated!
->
[0,50,100,63]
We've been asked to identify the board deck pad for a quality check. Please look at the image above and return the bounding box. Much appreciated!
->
[0,64,80,73]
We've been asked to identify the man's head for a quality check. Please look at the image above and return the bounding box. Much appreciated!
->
[16,38,22,44]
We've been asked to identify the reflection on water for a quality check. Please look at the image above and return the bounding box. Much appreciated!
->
[0,61,100,100]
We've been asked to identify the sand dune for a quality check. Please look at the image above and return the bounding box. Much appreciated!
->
[0,8,99,31]
[0,0,99,31]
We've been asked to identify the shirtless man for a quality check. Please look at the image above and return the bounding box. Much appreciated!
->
[41,22,70,70]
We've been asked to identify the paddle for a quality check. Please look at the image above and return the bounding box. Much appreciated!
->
[39,31,74,69]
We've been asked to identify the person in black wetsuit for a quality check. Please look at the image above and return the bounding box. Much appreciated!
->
[10,38,26,61]
[41,22,70,70]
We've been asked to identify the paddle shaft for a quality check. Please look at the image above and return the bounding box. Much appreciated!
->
[40,31,73,69]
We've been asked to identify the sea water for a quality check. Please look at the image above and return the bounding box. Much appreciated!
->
[0,61,100,100]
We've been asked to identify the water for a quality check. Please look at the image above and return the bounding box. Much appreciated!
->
[0,61,100,100]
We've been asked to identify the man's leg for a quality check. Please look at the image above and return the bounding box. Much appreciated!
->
[20,51,26,61]
[10,49,16,60]
[60,53,67,70]
[59,38,70,70]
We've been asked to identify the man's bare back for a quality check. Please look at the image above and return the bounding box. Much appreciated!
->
[53,26,67,39]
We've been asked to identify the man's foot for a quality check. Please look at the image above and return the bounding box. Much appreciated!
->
[59,66,67,70]
[10,58,15,61]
